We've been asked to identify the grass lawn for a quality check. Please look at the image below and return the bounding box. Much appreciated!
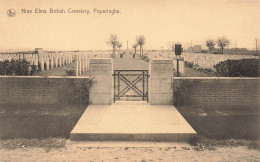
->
[36,62,89,76]
[183,66,216,77]
[176,105,259,150]
[0,104,87,139]
[176,105,259,140]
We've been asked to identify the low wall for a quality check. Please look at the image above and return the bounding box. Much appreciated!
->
[0,76,90,104]
[172,77,260,107]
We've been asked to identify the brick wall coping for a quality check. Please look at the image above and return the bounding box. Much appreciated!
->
[0,76,90,79]
[172,77,260,80]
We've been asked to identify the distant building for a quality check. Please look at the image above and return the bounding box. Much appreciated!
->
[193,45,202,53]
[35,48,43,54]
[224,48,248,53]
[186,45,202,53]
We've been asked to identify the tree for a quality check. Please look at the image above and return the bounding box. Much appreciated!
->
[136,35,146,58]
[217,37,230,54]
[167,42,176,53]
[132,43,138,55]
[107,34,119,57]
[206,39,215,53]
[117,42,122,53]
[161,46,164,53]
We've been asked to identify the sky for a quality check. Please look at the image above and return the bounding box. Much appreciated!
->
[0,0,260,51]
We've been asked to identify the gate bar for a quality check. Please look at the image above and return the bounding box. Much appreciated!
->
[113,70,149,102]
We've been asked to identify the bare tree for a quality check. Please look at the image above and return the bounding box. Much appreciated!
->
[167,42,175,52]
[206,39,215,53]
[136,35,146,58]
[117,42,122,53]
[107,34,119,57]
[161,46,164,53]
[132,43,138,55]
[167,41,183,52]
[217,37,230,54]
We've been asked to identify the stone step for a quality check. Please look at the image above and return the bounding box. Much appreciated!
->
[70,104,196,142]
[70,133,196,142]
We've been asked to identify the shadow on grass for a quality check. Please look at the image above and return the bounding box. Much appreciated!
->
[176,105,260,150]
[176,105,259,140]
[0,104,87,139]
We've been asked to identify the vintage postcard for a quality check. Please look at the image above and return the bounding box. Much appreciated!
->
[0,0,259,161]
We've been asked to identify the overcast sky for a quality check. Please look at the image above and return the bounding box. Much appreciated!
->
[0,0,259,51]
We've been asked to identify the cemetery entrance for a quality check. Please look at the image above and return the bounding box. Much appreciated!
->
[113,70,148,102]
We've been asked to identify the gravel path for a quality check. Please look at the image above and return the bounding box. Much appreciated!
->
[113,54,148,70]
[0,142,259,161]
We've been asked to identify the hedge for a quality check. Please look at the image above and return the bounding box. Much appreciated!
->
[0,59,37,76]
[214,59,259,77]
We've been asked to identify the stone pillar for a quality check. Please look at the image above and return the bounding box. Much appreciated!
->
[63,54,66,65]
[79,60,82,75]
[181,60,185,76]
[40,58,44,71]
[76,54,79,76]
[82,58,86,73]
[173,59,177,71]
[179,58,185,76]
[69,55,71,64]
[81,56,85,73]
[149,59,173,105]
[85,58,88,72]
[59,54,62,67]
[51,54,54,69]
[29,54,33,64]
[34,55,39,70]
[62,54,65,66]
[36,49,43,71]
[55,55,58,68]
[89,58,113,105]
[46,57,49,70]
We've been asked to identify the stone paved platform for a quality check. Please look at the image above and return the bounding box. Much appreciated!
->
[70,103,196,142]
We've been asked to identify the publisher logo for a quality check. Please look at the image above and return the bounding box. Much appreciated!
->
[7,9,16,17]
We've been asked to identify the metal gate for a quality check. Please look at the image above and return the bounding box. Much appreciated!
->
[113,70,149,102]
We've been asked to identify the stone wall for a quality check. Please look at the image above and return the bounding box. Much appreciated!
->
[89,59,113,105]
[172,77,260,107]
[0,76,90,104]
[150,59,173,105]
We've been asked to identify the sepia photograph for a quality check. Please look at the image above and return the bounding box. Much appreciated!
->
[0,0,259,161]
